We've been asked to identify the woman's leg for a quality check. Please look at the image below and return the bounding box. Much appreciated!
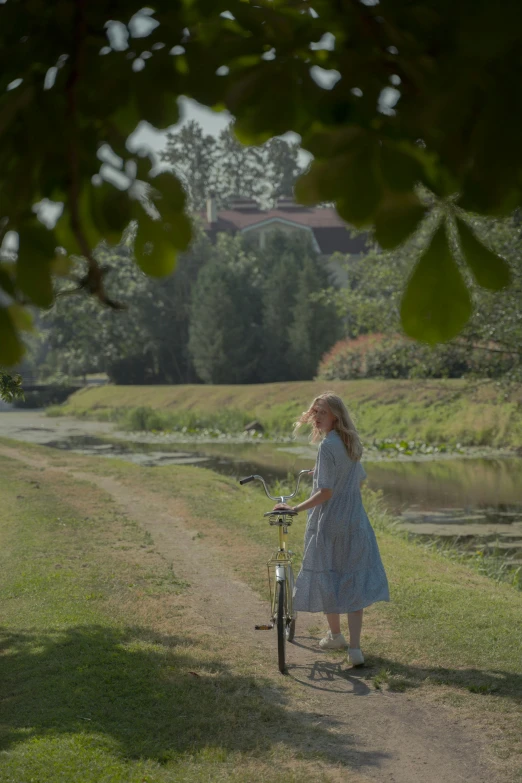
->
[325,613,341,635]
[347,608,364,648]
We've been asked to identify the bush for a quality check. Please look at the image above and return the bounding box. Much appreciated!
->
[317,334,518,380]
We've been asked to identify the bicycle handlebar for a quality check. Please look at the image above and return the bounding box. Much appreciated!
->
[239,468,313,503]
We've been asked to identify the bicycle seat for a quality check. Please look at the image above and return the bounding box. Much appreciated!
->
[264,510,298,517]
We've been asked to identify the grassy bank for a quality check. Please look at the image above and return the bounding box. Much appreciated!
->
[1,439,521,780]
[55,453,522,778]
[0,450,341,783]
[49,380,522,448]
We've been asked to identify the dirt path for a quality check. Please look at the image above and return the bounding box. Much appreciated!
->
[0,443,496,783]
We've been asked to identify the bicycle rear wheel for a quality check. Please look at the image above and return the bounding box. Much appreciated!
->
[276,580,286,674]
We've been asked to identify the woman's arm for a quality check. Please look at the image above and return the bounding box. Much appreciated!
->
[273,487,332,513]
[294,488,332,513]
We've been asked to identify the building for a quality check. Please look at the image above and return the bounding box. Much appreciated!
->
[198,196,368,283]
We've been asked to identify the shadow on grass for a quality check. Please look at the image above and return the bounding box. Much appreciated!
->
[372,656,522,699]
[0,625,388,771]
[289,645,522,701]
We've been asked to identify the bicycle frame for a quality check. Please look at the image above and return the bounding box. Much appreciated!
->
[239,469,311,622]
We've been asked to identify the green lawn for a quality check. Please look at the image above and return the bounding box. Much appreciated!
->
[0,454,337,783]
[93,457,522,773]
[1,440,521,781]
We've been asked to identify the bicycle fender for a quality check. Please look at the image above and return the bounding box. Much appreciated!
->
[275,565,286,581]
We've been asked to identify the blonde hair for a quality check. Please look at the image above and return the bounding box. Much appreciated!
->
[293,391,363,461]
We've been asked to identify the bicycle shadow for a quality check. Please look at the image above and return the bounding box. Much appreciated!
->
[287,633,522,703]
[288,635,372,694]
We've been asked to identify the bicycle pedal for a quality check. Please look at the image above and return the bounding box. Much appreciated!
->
[255,624,274,630]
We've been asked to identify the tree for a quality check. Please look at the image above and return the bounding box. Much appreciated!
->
[212,126,267,207]
[1,0,522,382]
[260,255,300,382]
[159,121,219,211]
[452,214,522,380]
[257,231,340,382]
[41,224,211,384]
[286,257,340,380]
[160,121,303,209]
[188,235,262,383]
[322,213,522,380]
[263,137,302,203]
[38,227,340,386]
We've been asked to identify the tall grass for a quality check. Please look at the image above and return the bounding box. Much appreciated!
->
[48,405,296,438]
[47,379,522,448]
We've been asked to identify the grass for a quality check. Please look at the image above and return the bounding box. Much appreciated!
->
[1,439,522,780]
[0,454,345,783]
[46,379,522,448]
[77,455,522,774]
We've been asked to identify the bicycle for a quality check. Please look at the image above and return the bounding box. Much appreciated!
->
[239,469,312,674]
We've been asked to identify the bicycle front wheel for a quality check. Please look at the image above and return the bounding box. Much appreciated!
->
[276,579,286,674]
[285,566,296,642]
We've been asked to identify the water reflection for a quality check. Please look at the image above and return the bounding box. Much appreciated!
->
[41,435,522,564]
[363,458,522,513]
[44,434,522,513]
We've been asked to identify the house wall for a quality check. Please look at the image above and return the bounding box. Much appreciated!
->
[241,223,361,287]
[243,222,308,249]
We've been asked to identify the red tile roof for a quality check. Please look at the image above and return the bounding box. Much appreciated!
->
[198,205,368,255]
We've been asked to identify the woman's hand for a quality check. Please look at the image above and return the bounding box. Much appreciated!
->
[272,502,294,511]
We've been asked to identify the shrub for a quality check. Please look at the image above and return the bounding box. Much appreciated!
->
[317,334,518,380]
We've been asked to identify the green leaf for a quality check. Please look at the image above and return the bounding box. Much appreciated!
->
[0,306,25,366]
[132,60,181,130]
[8,303,33,332]
[50,250,74,277]
[133,207,191,276]
[148,173,187,213]
[335,140,383,228]
[294,161,335,205]
[296,138,382,225]
[400,223,473,343]
[0,263,16,298]
[16,223,57,307]
[133,212,179,277]
[133,172,191,277]
[226,62,304,144]
[54,212,82,257]
[455,216,512,290]
[335,175,381,228]
[380,143,424,192]
[374,193,428,249]
[303,126,363,158]
[54,188,105,257]
[457,179,521,217]
[90,183,134,244]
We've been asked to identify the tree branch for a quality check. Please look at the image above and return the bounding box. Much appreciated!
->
[65,0,125,310]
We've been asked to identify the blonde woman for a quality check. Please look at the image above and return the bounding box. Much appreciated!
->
[273,392,390,667]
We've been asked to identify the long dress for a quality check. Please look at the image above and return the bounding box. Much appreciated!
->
[292,429,390,614]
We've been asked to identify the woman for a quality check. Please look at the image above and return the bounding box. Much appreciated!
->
[273,392,390,666]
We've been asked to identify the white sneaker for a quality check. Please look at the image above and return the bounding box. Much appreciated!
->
[319,630,347,649]
[347,647,365,666]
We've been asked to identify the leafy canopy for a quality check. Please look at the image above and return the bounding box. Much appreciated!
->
[1,0,520,368]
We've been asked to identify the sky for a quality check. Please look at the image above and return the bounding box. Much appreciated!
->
[128,96,311,169]
[129,97,232,161]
